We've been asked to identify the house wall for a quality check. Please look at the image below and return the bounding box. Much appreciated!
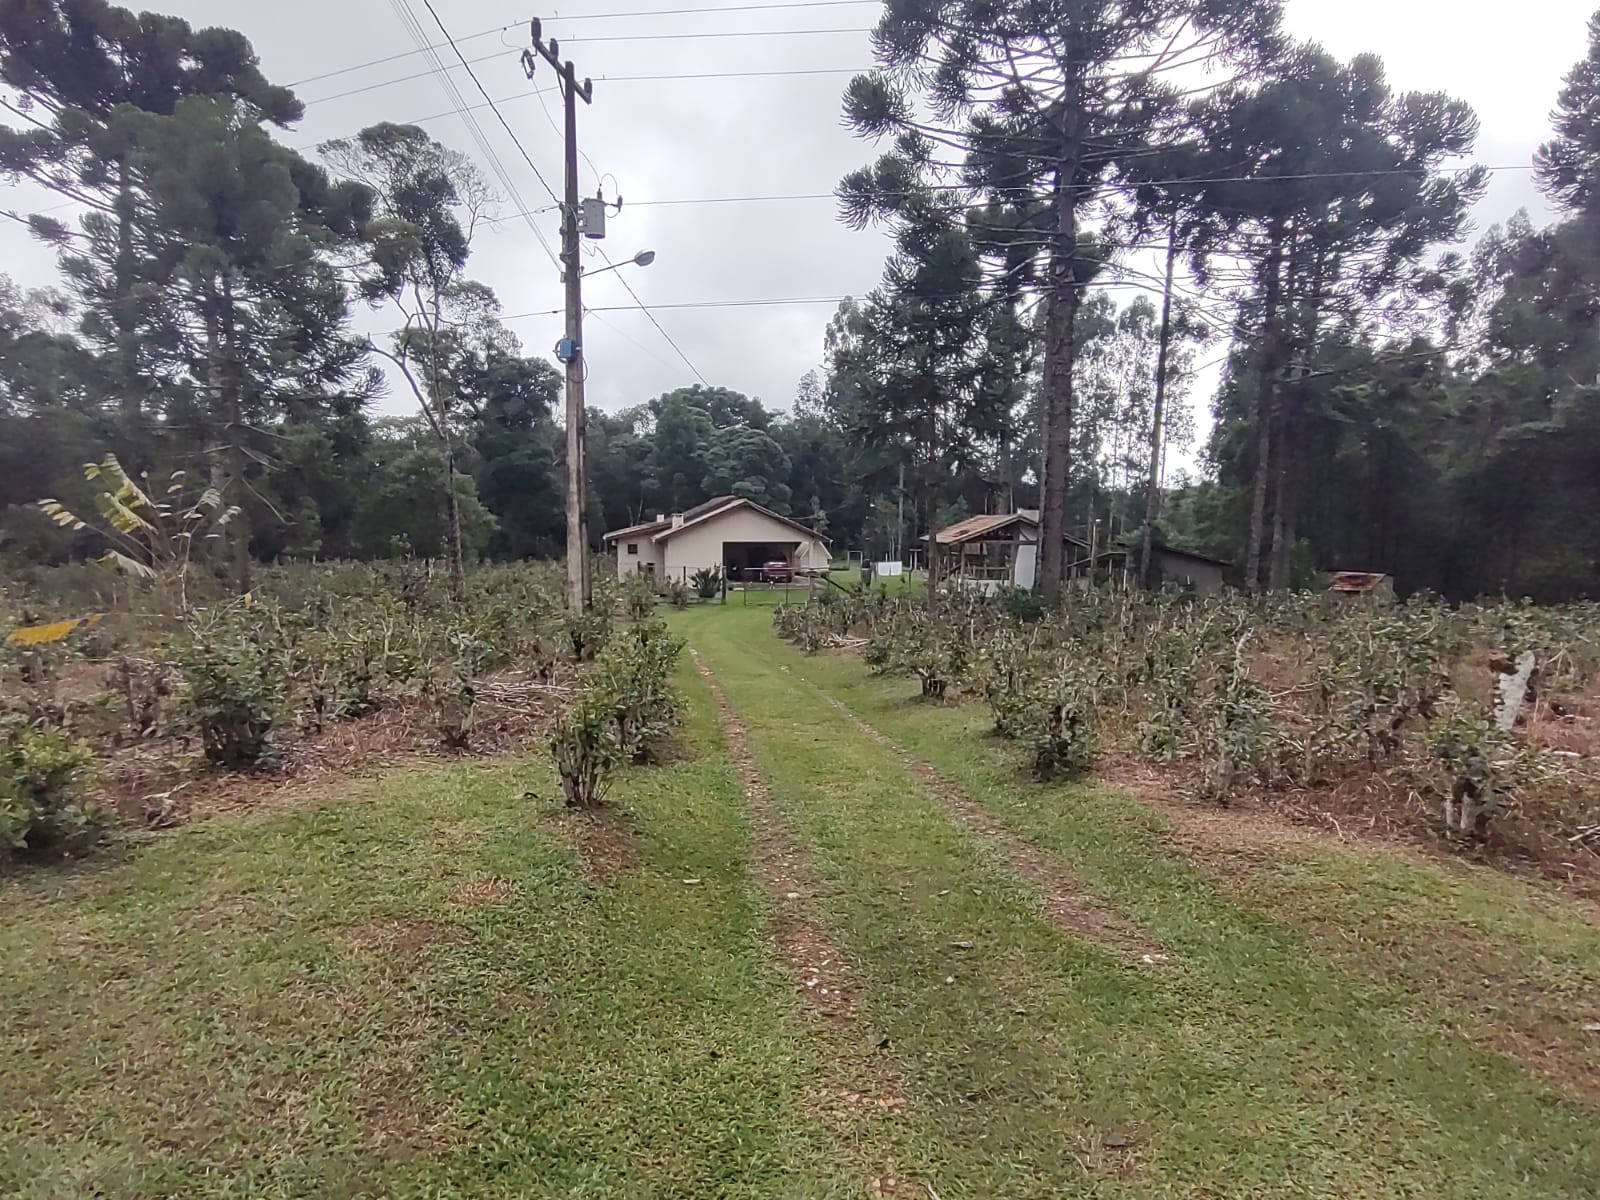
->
[1155,551,1225,597]
[615,536,666,579]
[660,508,829,579]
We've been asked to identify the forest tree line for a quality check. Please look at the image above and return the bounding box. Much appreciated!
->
[2,1,1599,601]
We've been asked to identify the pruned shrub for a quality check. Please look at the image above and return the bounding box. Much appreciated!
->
[550,685,623,808]
[564,605,614,663]
[0,726,106,858]
[621,573,657,620]
[598,619,684,763]
[428,629,490,751]
[552,617,685,805]
[1017,665,1098,780]
[1427,700,1545,840]
[173,609,288,769]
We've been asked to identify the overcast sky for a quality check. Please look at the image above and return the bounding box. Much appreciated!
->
[2,0,1593,421]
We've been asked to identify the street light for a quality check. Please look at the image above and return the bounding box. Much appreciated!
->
[581,249,656,278]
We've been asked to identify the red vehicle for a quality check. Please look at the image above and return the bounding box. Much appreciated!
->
[761,560,793,583]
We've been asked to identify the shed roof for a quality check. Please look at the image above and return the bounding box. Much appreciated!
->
[1329,571,1393,594]
[934,512,1032,546]
[1153,543,1233,569]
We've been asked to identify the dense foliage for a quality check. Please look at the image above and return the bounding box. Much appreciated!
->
[0,556,690,861]
[775,587,1600,849]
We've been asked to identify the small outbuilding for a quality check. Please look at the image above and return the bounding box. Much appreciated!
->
[1329,571,1396,601]
[604,496,831,584]
[1144,543,1230,597]
[932,511,1046,592]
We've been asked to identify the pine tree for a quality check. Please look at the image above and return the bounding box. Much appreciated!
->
[1536,11,1600,216]
[106,96,374,591]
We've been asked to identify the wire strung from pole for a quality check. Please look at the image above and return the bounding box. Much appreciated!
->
[591,246,710,383]
[470,161,1527,225]
[298,37,867,104]
[302,63,863,107]
[401,0,561,271]
[417,0,562,209]
[565,25,870,42]
[287,0,878,86]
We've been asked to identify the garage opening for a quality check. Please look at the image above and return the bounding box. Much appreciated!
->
[722,541,798,580]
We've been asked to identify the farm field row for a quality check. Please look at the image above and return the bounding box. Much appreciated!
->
[2,604,1596,1197]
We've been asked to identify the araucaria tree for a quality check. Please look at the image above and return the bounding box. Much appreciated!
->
[0,0,301,463]
[1186,48,1483,589]
[834,166,993,600]
[841,0,1282,599]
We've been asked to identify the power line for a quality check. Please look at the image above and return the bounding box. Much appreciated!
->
[287,0,877,87]
[592,246,709,382]
[474,162,1532,226]
[498,284,1131,320]
[566,25,870,42]
[300,48,865,104]
[398,0,559,273]
[418,0,561,207]
[299,56,857,105]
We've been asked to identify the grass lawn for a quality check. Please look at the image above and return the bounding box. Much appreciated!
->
[5,605,1597,1198]
[677,605,1600,1199]
[0,659,865,1199]
[826,567,924,598]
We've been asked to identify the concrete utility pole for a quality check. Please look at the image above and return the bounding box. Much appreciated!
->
[525,20,594,610]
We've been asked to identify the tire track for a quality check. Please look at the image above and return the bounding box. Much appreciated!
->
[778,663,1171,968]
[689,651,917,1189]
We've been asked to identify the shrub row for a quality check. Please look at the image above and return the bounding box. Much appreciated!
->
[775,586,1600,836]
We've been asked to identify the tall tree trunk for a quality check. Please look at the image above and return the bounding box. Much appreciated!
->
[426,297,468,601]
[442,442,467,593]
[1038,123,1084,603]
[1140,224,1179,589]
[114,158,145,469]
[1269,447,1291,589]
[1270,241,1326,591]
[1245,218,1289,592]
[215,276,251,595]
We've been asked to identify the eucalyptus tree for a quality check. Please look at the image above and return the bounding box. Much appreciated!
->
[322,123,497,596]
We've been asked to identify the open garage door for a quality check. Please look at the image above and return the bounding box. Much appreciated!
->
[722,541,798,580]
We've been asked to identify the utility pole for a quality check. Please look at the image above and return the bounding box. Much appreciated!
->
[525,20,594,610]
[1140,223,1180,591]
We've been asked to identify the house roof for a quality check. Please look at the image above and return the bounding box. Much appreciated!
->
[1329,571,1392,594]
[604,517,672,542]
[654,496,829,545]
[603,496,829,546]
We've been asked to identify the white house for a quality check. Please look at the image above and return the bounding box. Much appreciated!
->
[604,496,831,583]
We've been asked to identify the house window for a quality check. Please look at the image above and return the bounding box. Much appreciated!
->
[626,543,638,555]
